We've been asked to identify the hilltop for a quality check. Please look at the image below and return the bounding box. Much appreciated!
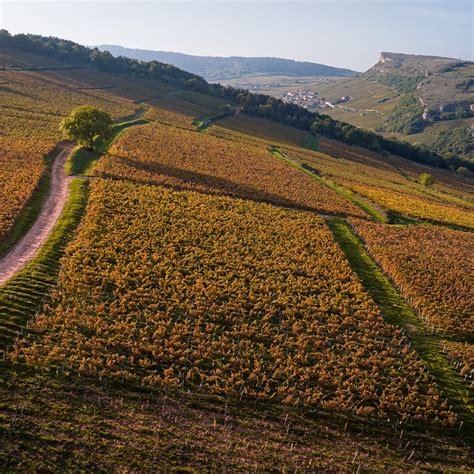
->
[365,52,473,116]
[97,44,357,81]
[372,52,464,75]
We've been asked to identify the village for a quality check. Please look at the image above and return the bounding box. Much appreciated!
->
[281,88,351,110]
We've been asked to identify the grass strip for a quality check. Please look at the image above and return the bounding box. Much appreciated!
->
[193,108,237,133]
[326,217,474,440]
[0,179,89,354]
[271,146,386,222]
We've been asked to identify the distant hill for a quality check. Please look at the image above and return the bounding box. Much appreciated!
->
[97,44,357,81]
[0,31,468,170]
[364,52,473,112]
[369,51,464,76]
[282,51,473,162]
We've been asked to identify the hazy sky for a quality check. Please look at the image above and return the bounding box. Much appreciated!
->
[1,0,472,71]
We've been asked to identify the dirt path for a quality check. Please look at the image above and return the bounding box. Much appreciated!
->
[0,142,74,286]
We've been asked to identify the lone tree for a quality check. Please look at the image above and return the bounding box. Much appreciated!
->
[60,106,112,151]
[418,173,434,186]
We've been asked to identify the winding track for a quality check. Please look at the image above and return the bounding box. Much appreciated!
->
[0,142,74,286]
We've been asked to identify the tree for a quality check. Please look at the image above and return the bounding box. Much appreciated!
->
[60,106,112,150]
[419,173,434,186]
[218,103,236,115]
[456,167,469,179]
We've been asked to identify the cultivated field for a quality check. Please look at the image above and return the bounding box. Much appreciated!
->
[1,44,473,471]
[97,120,366,217]
[0,66,135,242]
[14,179,455,425]
[350,220,474,336]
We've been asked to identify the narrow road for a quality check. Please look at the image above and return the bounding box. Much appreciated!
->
[0,142,74,286]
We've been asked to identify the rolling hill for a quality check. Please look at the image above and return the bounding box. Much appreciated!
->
[365,52,473,120]
[97,44,357,80]
[0,32,473,471]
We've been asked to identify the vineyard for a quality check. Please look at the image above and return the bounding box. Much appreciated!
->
[96,121,366,217]
[2,365,471,472]
[1,42,474,471]
[0,68,135,242]
[143,106,195,129]
[219,114,310,147]
[441,341,474,379]
[318,137,474,203]
[350,219,474,337]
[203,114,474,228]
[281,143,474,228]
[148,90,232,120]
[13,179,457,426]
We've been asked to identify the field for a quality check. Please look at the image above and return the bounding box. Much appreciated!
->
[349,220,473,337]
[0,66,135,243]
[441,341,473,379]
[1,43,474,471]
[96,120,366,217]
[217,113,310,147]
[280,140,474,228]
[218,75,399,132]
[241,68,472,163]
[319,137,474,196]
[216,114,474,230]
[2,365,471,472]
[314,77,400,129]
[217,74,341,96]
[13,179,455,426]
[221,75,400,130]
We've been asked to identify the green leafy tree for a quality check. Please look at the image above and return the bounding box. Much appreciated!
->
[419,173,434,186]
[60,106,112,150]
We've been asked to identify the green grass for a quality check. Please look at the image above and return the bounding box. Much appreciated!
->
[326,217,474,440]
[270,146,386,222]
[193,109,235,133]
[0,147,60,259]
[0,179,89,354]
[193,115,214,133]
[66,117,149,176]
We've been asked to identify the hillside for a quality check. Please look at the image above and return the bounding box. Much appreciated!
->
[365,52,473,116]
[97,44,357,80]
[0,36,473,471]
[2,31,471,172]
[263,52,474,164]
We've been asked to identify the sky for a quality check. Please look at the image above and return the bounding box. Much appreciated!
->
[0,0,472,71]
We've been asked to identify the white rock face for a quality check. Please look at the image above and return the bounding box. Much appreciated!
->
[379,53,393,64]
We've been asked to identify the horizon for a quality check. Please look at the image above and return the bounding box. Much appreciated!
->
[94,43,472,72]
[1,0,472,71]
